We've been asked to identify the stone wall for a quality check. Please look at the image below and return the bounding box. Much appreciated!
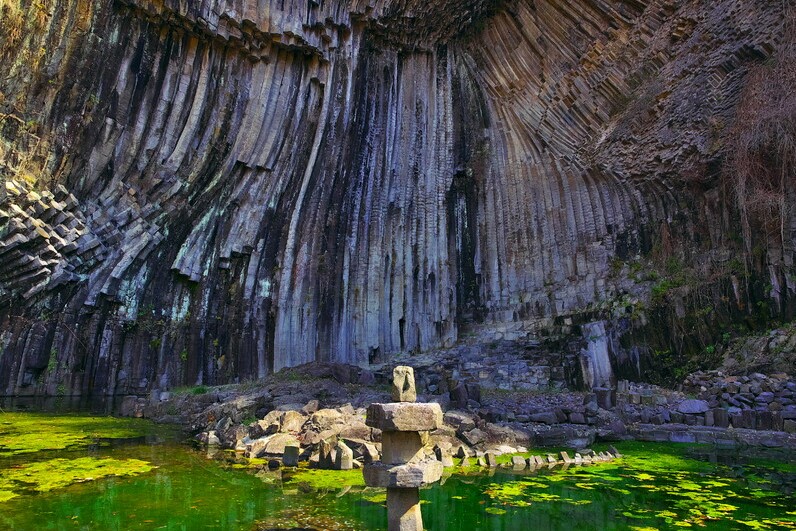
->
[618,374,796,433]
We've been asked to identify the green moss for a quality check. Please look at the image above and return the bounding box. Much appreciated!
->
[361,491,387,504]
[0,412,157,457]
[286,467,365,490]
[228,456,268,469]
[0,456,155,502]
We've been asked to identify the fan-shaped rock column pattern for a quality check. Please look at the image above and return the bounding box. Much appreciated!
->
[0,0,789,395]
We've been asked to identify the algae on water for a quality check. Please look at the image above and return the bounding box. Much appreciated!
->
[0,457,156,502]
[287,466,366,490]
[0,412,157,457]
[478,443,796,529]
[0,412,161,503]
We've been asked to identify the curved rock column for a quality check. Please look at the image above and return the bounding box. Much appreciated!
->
[364,366,443,530]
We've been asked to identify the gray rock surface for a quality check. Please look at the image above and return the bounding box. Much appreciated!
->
[366,403,443,432]
[0,0,791,396]
[677,399,711,415]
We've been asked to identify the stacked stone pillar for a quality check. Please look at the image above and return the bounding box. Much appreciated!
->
[364,366,443,531]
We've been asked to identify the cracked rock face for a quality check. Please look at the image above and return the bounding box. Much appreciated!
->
[0,0,791,396]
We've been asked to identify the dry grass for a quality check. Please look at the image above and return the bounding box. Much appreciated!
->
[0,0,25,45]
[725,8,796,252]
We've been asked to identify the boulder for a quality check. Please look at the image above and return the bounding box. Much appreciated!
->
[443,410,477,432]
[455,445,472,458]
[246,436,270,458]
[280,410,307,433]
[449,381,469,407]
[677,399,710,414]
[593,387,616,410]
[262,433,300,456]
[434,445,454,467]
[496,444,518,454]
[337,404,356,416]
[528,412,559,425]
[283,444,301,467]
[219,424,249,448]
[249,418,280,439]
[338,422,372,441]
[301,427,339,446]
[310,409,344,431]
[319,440,336,469]
[335,441,354,470]
[484,452,498,467]
[461,428,486,446]
[569,412,586,424]
[207,431,221,446]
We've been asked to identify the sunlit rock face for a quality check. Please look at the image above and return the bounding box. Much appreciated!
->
[0,0,789,395]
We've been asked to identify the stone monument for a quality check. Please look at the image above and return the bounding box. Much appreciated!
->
[364,366,443,531]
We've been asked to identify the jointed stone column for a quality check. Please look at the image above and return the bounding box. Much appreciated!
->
[364,366,443,531]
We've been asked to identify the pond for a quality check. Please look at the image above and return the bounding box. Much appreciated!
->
[0,411,794,530]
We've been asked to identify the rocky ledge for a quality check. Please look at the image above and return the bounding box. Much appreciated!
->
[129,360,796,473]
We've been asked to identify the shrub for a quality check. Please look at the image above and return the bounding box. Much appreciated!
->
[725,9,796,254]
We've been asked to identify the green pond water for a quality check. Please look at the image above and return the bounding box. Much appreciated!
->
[1,411,795,530]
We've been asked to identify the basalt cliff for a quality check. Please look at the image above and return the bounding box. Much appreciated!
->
[0,0,793,396]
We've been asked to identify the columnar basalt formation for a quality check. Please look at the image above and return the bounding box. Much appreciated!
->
[0,0,792,395]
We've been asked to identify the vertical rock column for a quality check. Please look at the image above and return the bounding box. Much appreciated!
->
[364,366,443,531]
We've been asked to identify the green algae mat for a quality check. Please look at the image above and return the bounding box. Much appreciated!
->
[1,412,795,530]
[0,411,159,457]
[0,412,168,505]
[469,442,796,530]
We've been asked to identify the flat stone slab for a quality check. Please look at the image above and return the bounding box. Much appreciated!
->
[366,402,443,432]
[677,399,710,414]
[363,459,444,488]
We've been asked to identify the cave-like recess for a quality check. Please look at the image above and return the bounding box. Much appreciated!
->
[0,0,791,395]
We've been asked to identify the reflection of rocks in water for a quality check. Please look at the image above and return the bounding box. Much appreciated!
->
[254,508,361,531]
[689,446,796,468]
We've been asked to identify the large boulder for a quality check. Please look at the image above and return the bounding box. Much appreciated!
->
[461,428,487,446]
[280,410,308,432]
[246,433,300,458]
[309,409,344,431]
[443,410,477,432]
